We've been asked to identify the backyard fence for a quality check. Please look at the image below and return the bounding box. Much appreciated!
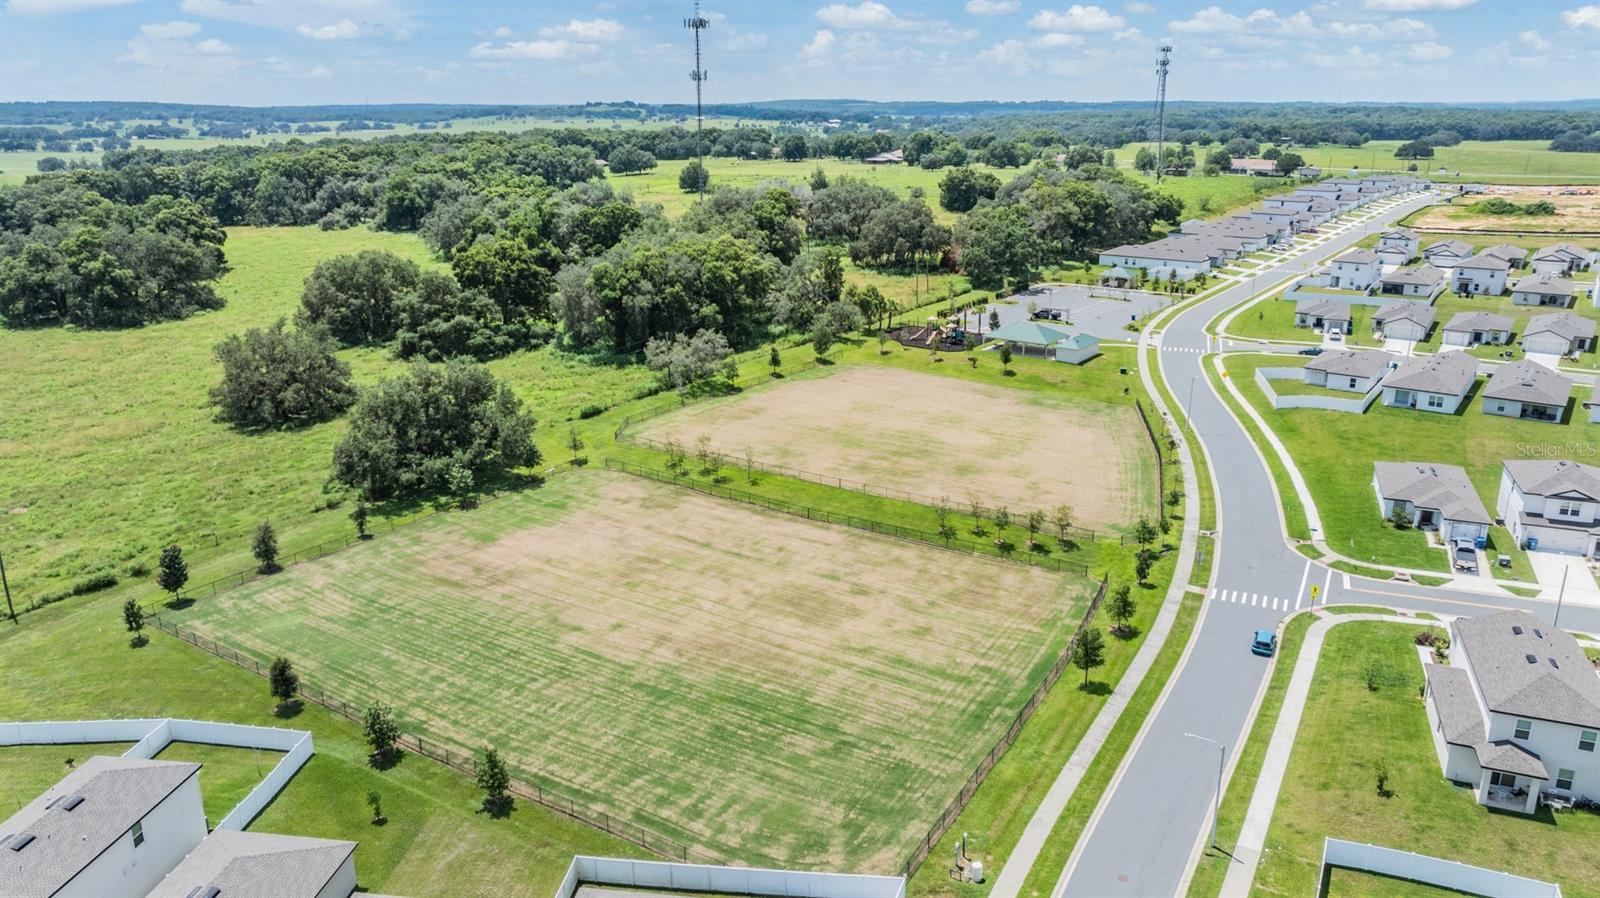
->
[1133,398,1169,522]
[558,856,906,898]
[1319,838,1562,898]
[142,613,715,865]
[1255,367,1383,413]
[612,349,842,441]
[602,459,1093,579]
[897,574,1109,878]
[618,435,1099,544]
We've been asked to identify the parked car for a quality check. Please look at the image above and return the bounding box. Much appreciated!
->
[1303,227,1319,234]
[1297,347,1324,356]
[1452,538,1478,572]
[1029,309,1064,321]
[1251,629,1277,657]
[1328,330,1344,343]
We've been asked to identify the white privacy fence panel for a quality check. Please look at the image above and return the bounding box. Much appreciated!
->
[561,856,906,898]
[1322,839,1562,898]
[1,717,312,833]
[1256,367,1381,413]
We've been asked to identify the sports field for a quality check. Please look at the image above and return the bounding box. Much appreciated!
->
[631,365,1154,532]
[174,468,1094,871]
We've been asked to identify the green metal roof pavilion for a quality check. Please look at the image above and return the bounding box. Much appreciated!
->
[985,321,1075,347]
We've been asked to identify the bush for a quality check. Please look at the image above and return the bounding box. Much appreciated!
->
[578,404,605,419]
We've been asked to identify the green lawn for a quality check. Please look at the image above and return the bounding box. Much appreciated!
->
[1412,292,1600,373]
[1250,622,1600,898]
[151,740,285,825]
[1226,294,1379,347]
[1122,140,1600,184]
[0,596,645,898]
[1327,867,1478,897]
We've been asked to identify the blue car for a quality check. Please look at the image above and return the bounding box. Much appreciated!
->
[1251,629,1277,657]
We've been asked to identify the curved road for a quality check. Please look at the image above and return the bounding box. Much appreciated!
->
[1054,192,1600,898]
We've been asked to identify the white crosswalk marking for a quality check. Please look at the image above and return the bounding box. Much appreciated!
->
[1250,593,1258,606]
[1295,594,1303,610]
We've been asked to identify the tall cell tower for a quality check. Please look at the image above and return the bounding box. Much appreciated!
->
[1154,44,1172,184]
[685,2,710,198]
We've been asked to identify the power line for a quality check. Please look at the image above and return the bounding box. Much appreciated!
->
[1154,44,1172,184]
[685,2,710,200]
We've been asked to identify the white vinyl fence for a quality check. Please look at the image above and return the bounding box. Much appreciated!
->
[1255,367,1382,413]
[557,857,906,898]
[0,717,312,831]
[1321,838,1562,898]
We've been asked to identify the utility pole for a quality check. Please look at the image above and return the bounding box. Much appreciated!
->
[1,550,14,624]
[1154,44,1172,184]
[685,2,710,201]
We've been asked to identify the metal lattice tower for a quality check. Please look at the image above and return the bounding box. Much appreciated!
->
[685,3,710,197]
[1154,44,1172,184]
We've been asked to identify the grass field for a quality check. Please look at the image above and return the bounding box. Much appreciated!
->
[173,467,1096,871]
[631,364,1154,533]
[1249,622,1600,898]
[1407,186,1600,234]
[1121,140,1600,184]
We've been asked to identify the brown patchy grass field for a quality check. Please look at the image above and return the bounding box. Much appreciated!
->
[1411,185,1600,233]
[631,366,1152,533]
[175,468,1093,872]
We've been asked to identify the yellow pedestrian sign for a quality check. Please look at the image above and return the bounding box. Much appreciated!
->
[1310,585,1320,601]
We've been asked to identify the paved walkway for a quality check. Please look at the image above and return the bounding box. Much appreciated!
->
[1217,612,1446,897]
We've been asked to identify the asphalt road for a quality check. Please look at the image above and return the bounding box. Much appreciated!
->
[1055,192,1600,898]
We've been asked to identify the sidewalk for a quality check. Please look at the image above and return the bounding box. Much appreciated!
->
[1218,612,1446,897]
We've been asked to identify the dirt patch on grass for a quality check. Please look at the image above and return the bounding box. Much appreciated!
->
[178,469,1092,872]
[632,366,1152,532]
[1412,185,1600,233]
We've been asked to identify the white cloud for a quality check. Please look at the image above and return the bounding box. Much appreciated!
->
[140,20,201,39]
[1517,30,1551,49]
[296,19,359,40]
[1124,1,1156,12]
[976,38,1036,73]
[307,63,333,78]
[816,1,914,29]
[1112,26,1143,40]
[964,0,1020,14]
[492,26,512,37]
[1408,41,1453,60]
[799,29,836,64]
[538,18,623,41]
[1362,0,1475,9]
[195,37,234,53]
[180,0,414,36]
[1326,16,1434,40]
[1033,31,1084,47]
[121,25,246,74]
[723,31,770,51]
[1307,46,1382,68]
[1168,5,1246,33]
[1561,5,1600,28]
[1029,4,1126,32]
[468,39,597,60]
[5,0,131,14]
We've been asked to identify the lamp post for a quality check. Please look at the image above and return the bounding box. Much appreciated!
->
[1185,375,1198,421]
[1554,566,1568,628]
[1185,732,1228,850]
[1,550,13,624]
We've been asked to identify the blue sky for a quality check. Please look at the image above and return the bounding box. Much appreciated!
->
[0,0,1593,107]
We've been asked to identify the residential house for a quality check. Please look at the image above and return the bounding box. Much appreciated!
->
[1498,459,1600,556]
[1481,358,1570,423]
[1293,298,1353,333]
[1451,253,1511,296]
[1097,238,1217,279]
[1481,243,1529,269]
[1228,158,1279,176]
[1441,311,1513,348]
[1531,242,1594,276]
[1371,301,1435,342]
[1372,461,1491,541]
[1424,610,1600,814]
[1261,195,1315,213]
[1376,227,1420,264]
[1247,207,1300,228]
[1522,312,1596,356]
[1511,273,1576,308]
[146,830,359,898]
[1377,265,1446,299]
[1303,349,1393,392]
[1380,351,1478,414]
[0,756,207,898]
[1423,238,1473,267]
[862,149,904,164]
[1328,249,1381,290]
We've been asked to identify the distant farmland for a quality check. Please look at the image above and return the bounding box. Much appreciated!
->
[175,468,1095,872]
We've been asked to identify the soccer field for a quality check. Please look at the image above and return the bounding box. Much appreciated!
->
[175,468,1094,871]
[632,365,1156,533]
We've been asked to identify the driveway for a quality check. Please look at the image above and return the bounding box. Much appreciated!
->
[1526,550,1600,608]
[1381,338,1419,356]
[1525,350,1564,369]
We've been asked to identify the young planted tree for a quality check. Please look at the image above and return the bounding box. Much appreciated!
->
[769,344,782,374]
[156,545,188,601]
[988,309,1001,331]
[1071,627,1106,687]
[351,499,370,539]
[695,435,712,474]
[1051,504,1075,544]
[1132,517,1158,547]
[122,599,146,646]
[743,447,756,484]
[877,331,889,355]
[1108,584,1137,636]
[993,506,1012,533]
[363,703,401,763]
[934,498,956,540]
[999,343,1013,375]
[252,521,279,573]
[1135,547,1157,585]
[1025,510,1045,550]
[967,496,988,536]
[268,656,299,708]
[367,790,386,825]
[447,464,475,509]
[567,427,585,462]
[476,747,511,812]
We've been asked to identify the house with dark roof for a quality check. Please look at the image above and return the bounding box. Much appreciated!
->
[1481,358,1571,423]
[1441,311,1513,348]
[1376,265,1446,299]
[1522,311,1596,357]
[1497,459,1600,557]
[1303,349,1393,392]
[1423,610,1600,813]
[1379,351,1478,414]
[1293,298,1352,333]
[146,830,359,898]
[1511,273,1576,308]
[0,756,206,898]
[1372,461,1491,543]
[1451,253,1511,296]
[1371,301,1435,342]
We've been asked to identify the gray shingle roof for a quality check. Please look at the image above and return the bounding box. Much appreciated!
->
[1524,311,1595,342]
[1334,248,1379,265]
[1443,311,1513,333]
[1295,298,1352,320]
[1426,665,1549,779]
[1534,242,1588,263]
[1481,243,1529,263]
[1424,239,1472,258]
[1379,265,1446,287]
[1380,351,1477,396]
[1102,239,1214,264]
[1455,252,1511,272]
[0,756,201,898]
[1476,740,1550,778]
[1372,301,1435,328]
[1481,358,1570,406]
[1452,610,1600,728]
[1513,273,1576,297]
[1380,227,1419,240]
[1373,461,1491,524]
[1305,348,1392,379]
[146,830,357,898]
[1503,458,1600,502]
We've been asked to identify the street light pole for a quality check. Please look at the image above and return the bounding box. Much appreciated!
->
[1185,375,1198,421]
[1185,732,1228,850]
[1555,566,1568,628]
[1,550,14,624]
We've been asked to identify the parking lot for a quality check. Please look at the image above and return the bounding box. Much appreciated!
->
[960,284,1174,342]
